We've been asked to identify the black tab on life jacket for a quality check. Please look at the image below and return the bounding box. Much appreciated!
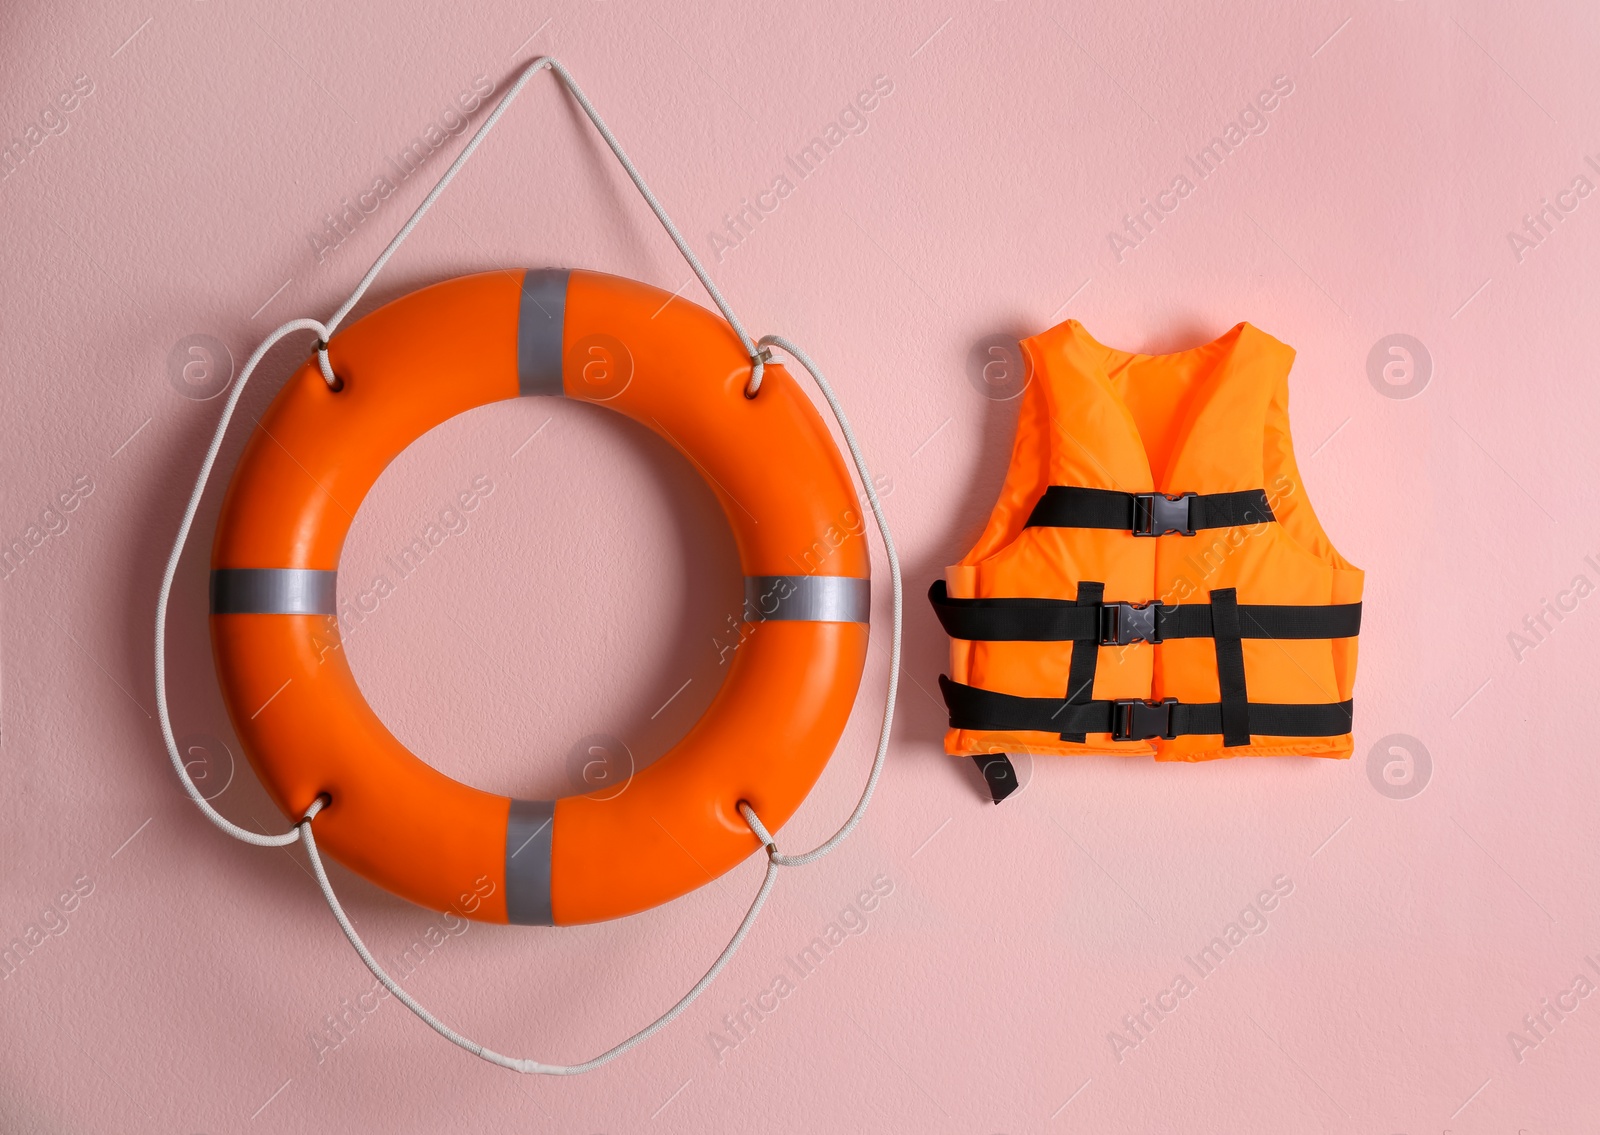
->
[971,754,1020,804]
[928,581,1361,645]
[1024,486,1274,535]
[937,676,1353,743]
[1059,582,1104,742]
[1209,588,1252,747]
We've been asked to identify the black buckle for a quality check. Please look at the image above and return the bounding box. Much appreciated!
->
[1111,698,1179,741]
[1132,492,1196,537]
[1099,601,1164,646]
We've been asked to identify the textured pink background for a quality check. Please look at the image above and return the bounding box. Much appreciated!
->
[3,0,1598,1130]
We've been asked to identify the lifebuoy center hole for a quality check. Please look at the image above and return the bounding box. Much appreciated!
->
[336,399,742,800]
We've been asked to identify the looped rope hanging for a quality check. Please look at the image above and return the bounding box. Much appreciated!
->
[154,54,901,1074]
[307,55,772,396]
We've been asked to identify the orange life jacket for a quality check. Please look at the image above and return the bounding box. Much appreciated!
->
[932,319,1362,801]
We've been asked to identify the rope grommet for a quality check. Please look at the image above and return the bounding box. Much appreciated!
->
[737,800,779,860]
[744,347,773,400]
[314,340,345,392]
[300,793,331,824]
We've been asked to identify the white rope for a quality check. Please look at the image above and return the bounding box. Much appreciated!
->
[155,316,329,847]
[744,335,902,868]
[314,56,769,395]
[154,54,901,1073]
[297,796,782,1075]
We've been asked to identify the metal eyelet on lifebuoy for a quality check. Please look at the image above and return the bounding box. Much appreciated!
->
[209,267,871,926]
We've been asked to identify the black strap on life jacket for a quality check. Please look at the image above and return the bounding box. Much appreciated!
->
[939,676,1352,743]
[960,579,1113,800]
[1209,587,1252,747]
[1025,486,1273,536]
[1059,581,1104,743]
[928,581,1362,645]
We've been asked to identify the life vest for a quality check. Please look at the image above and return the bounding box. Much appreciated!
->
[210,268,870,924]
[931,319,1362,801]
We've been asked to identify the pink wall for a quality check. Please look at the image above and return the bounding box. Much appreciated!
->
[3,0,1598,1129]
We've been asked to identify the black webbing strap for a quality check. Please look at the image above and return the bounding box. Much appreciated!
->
[1024,485,1274,536]
[1233,604,1364,639]
[928,581,1102,641]
[938,675,1353,742]
[971,754,1020,804]
[1059,581,1104,742]
[1210,588,1251,747]
[928,580,1361,645]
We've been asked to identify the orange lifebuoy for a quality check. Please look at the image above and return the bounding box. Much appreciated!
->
[209,268,871,926]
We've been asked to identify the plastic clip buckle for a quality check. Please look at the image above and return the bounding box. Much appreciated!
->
[1099,601,1164,646]
[1111,697,1179,741]
[1132,492,1195,537]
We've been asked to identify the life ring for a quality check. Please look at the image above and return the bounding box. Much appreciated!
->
[209,268,871,926]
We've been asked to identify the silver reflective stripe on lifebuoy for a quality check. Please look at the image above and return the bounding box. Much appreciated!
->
[504,798,555,926]
[210,568,338,615]
[517,268,570,397]
[743,575,870,623]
